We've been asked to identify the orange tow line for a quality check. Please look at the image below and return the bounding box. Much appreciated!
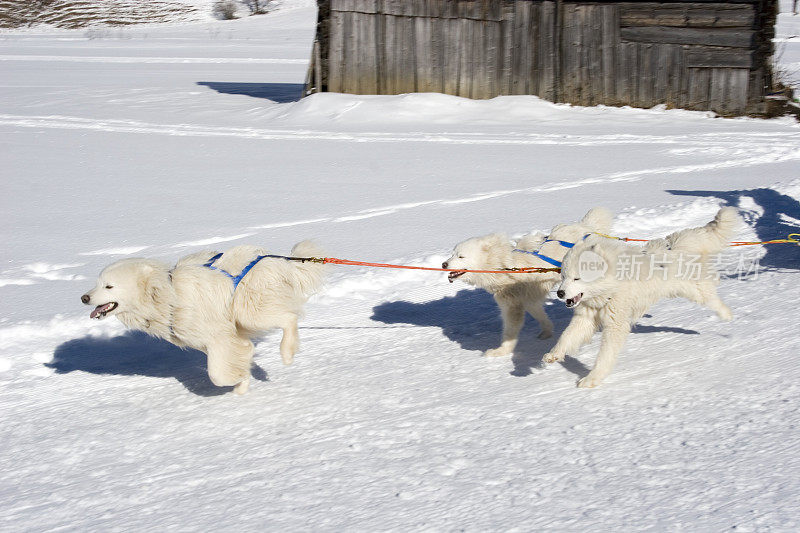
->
[282,233,798,275]
[322,257,560,274]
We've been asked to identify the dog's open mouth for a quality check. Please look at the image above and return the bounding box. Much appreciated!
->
[447,270,466,283]
[565,293,583,308]
[90,302,118,319]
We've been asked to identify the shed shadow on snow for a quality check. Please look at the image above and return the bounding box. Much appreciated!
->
[667,187,800,272]
[49,331,269,397]
[371,289,700,379]
[196,82,304,103]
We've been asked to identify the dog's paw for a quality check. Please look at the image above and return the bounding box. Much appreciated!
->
[484,347,512,358]
[717,307,734,322]
[537,330,553,340]
[233,378,250,395]
[577,373,603,388]
[281,353,295,365]
[543,352,564,364]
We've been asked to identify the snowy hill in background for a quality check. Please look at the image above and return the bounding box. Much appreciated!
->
[0,0,316,28]
[1,2,799,531]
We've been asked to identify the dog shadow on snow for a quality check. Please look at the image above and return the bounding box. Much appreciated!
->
[371,289,698,379]
[49,332,269,397]
[668,187,800,272]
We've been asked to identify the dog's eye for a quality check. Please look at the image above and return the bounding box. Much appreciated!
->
[458,255,465,259]
[105,285,114,289]
[573,278,580,281]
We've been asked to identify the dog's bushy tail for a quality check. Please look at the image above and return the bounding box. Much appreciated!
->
[290,240,329,296]
[580,207,614,233]
[668,207,740,255]
[708,207,740,249]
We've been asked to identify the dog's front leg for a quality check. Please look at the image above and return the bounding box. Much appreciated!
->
[577,319,630,388]
[206,338,253,394]
[543,307,598,363]
[485,296,524,357]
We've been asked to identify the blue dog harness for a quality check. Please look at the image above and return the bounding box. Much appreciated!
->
[512,237,583,268]
[202,252,322,290]
[541,238,575,249]
[512,248,564,268]
[203,252,271,290]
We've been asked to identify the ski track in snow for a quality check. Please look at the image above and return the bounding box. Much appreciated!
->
[1,112,798,260]
[173,233,258,248]
[2,112,798,289]
[2,113,800,146]
[79,246,151,256]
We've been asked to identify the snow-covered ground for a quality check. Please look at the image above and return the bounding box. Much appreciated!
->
[1,2,800,531]
[776,0,800,90]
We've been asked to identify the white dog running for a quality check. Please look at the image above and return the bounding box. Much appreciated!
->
[81,241,327,394]
[545,207,739,388]
[442,207,613,357]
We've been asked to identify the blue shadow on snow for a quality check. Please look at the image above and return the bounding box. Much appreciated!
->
[196,82,304,103]
[48,331,269,397]
[371,289,699,379]
[371,289,572,378]
[667,187,800,272]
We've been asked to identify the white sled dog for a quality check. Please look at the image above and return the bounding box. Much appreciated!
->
[81,241,327,394]
[545,207,739,388]
[442,207,614,357]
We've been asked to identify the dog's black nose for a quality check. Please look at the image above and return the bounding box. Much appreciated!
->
[81,294,90,304]
[442,262,448,269]
[556,289,565,299]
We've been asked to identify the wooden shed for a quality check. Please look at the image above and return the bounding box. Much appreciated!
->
[304,0,779,116]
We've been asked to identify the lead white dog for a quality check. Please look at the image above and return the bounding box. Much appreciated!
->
[81,241,327,394]
[545,207,738,388]
[442,207,614,357]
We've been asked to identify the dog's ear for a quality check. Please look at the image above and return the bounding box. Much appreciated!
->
[581,207,614,232]
[137,263,165,303]
[482,233,508,251]
[581,234,604,250]
[516,231,547,251]
[586,241,617,268]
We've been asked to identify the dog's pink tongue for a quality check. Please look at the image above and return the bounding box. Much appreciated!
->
[90,304,110,319]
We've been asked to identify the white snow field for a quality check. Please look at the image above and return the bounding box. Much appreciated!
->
[2,2,800,531]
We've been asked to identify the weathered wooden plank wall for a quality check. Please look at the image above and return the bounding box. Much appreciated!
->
[306,0,777,116]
